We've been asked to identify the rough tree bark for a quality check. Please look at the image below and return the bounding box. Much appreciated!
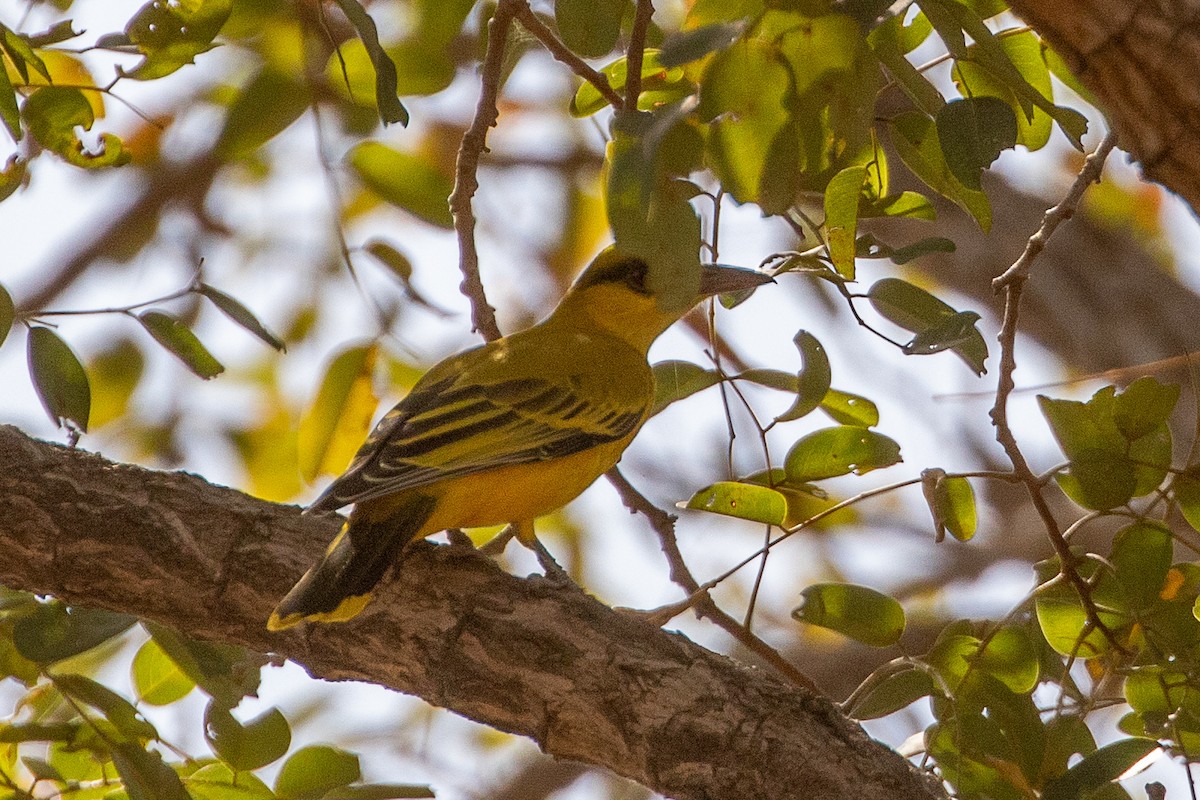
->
[0,426,944,800]
[1008,0,1200,211]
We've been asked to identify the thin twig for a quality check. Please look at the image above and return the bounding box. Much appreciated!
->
[605,468,822,692]
[512,4,625,111]
[448,0,516,342]
[989,129,1123,649]
[624,0,655,109]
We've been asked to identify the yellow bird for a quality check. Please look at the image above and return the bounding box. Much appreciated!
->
[268,247,771,630]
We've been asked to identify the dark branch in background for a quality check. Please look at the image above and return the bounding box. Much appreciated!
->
[989,130,1120,645]
[0,426,944,800]
[448,0,517,342]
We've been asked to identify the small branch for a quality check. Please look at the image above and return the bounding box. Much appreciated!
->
[989,130,1124,650]
[605,468,822,692]
[449,0,518,342]
[512,4,625,111]
[993,131,1119,289]
[624,0,655,109]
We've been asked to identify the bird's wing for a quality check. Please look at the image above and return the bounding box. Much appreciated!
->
[308,368,645,512]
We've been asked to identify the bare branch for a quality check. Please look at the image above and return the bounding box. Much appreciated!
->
[512,4,625,111]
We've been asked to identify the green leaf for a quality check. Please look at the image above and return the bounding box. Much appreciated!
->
[935,96,1018,190]
[137,311,225,379]
[819,388,878,427]
[52,674,157,742]
[889,236,955,263]
[1034,558,1119,658]
[275,746,361,800]
[1042,738,1160,800]
[775,331,830,422]
[1177,469,1200,534]
[651,360,720,415]
[298,342,378,482]
[186,763,275,800]
[1112,376,1179,440]
[824,165,866,279]
[571,50,689,117]
[659,21,744,67]
[921,469,976,542]
[1107,521,1173,612]
[888,111,991,231]
[784,426,902,482]
[111,741,191,800]
[867,277,988,375]
[197,285,285,352]
[0,154,25,203]
[144,622,263,708]
[204,703,291,772]
[21,87,130,168]
[0,58,20,142]
[974,625,1039,693]
[120,0,232,80]
[845,666,934,720]
[697,40,791,207]
[26,327,91,433]
[332,0,408,125]
[22,755,64,783]
[772,12,863,96]
[925,632,980,690]
[858,192,938,222]
[88,339,145,429]
[684,481,788,526]
[792,583,905,646]
[215,69,310,158]
[348,142,454,228]
[132,639,195,706]
[868,14,944,116]
[556,0,627,58]
[952,31,1053,151]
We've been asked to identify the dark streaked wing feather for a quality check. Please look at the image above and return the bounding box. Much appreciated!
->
[308,374,643,512]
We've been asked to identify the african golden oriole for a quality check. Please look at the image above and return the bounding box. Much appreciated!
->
[268,247,772,630]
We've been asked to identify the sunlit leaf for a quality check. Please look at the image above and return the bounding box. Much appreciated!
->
[0,58,19,142]
[684,481,787,526]
[784,426,901,482]
[21,87,130,168]
[819,388,878,427]
[0,154,25,202]
[921,469,976,542]
[1112,376,1179,441]
[333,0,407,125]
[275,746,360,800]
[651,360,720,415]
[1107,521,1173,612]
[197,284,285,352]
[888,111,991,230]
[858,192,938,221]
[571,50,689,117]
[144,622,263,708]
[205,703,291,772]
[137,311,225,379]
[868,14,944,116]
[119,0,232,80]
[952,32,1053,151]
[348,142,454,228]
[27,326,91,433]
[1034,557,1119,658]
[298,343,378,481]
[87,338,144,428]
[187,762,274,800]
[793,583,905,646]
[824,165,865,279]
[975,626,1039,693]
[132,638,195,706]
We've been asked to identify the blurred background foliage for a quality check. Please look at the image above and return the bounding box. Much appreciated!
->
[2,0,1200,797]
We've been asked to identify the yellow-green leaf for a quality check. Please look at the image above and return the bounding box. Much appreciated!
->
[197,284,285,352]
[785,426,901,482]
[275,746,360,800]
[348,142,454,228]
[298,343,378,482]
[684,481,787,526]
[131,639,194,706]
[137,311,225,379]
[793,583,905,646]
[824,165,866,279]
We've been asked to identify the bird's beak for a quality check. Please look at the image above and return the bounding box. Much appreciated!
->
[698,263,775,297]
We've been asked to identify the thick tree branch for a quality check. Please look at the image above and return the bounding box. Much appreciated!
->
[0,426,943,800]
[1007,0,1200,213]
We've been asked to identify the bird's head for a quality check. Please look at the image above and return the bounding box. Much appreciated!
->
[550,246,773,352]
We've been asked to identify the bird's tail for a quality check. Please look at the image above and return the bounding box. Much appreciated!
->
[268,495,437,631]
